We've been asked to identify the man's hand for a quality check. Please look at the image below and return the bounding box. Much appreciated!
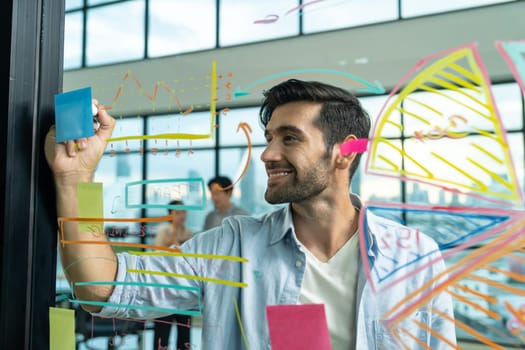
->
[45,100,118,310]
[45,100,115,185]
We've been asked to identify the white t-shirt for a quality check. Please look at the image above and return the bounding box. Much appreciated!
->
[298,231,359,350]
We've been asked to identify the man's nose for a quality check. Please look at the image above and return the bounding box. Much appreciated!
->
[260,141,282,163]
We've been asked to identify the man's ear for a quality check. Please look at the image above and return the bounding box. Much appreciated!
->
[334,135,358,169]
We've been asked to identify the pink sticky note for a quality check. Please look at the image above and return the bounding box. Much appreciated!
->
[340,138,368,155]
[266,304,332,350]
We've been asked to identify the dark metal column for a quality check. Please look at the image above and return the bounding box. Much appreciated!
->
[0,0,64,348]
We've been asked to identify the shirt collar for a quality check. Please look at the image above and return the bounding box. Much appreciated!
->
[268,193,369,247]
[362,207,390,260]
[352,194,378,259]
[269,205,294,245]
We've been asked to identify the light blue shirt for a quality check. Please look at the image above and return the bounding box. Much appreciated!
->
[96,195,456,349]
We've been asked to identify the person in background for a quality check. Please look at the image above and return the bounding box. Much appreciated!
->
[154,199,193,249]
[153,199,193,350]
[202,175,248,230]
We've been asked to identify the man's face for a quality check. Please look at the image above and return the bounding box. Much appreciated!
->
[261,101,332,204]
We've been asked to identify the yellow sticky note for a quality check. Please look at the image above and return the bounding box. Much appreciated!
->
[77,182,104,234]
[49,307,75,350]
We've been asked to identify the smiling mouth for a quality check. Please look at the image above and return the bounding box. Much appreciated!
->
[267,171,293,185]
[268,171,291,178]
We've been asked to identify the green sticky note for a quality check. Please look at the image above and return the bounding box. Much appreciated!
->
[78,182,104,234]
[49,307,75,350]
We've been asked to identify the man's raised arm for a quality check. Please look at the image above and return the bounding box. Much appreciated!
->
[45,101,117,311]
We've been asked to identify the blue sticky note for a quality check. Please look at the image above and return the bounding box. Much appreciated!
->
[54,87,94,143]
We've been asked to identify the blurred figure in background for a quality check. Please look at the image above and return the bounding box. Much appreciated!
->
[202,175,248,230]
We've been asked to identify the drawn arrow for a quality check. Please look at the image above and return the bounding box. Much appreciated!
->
[233,68,385,98]
[214,122,253,192]
[105,70,194,114]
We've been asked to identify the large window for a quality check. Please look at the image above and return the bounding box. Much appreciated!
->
[219,0,300,46]
[401,0,515,17]
[149,0,217,57]
[303,0,399,34]
[86,0,146,66]
[64,0,517,69]
[64,11,83,70]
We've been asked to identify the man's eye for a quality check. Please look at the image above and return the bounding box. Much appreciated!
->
[283,135,297,143]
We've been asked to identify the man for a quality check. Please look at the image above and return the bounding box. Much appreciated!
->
[153,199,193,350]
[203,175,248,230]
[45,79,456,349]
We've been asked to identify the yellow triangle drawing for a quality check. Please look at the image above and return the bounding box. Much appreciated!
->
[367,45,522,205]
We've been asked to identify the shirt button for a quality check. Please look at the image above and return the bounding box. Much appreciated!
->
[295,260,303,268]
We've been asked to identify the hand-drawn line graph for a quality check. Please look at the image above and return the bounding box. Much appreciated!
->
[106,70,194,115]
[107,60,219,143]
[362,41,525,348]
[98,65,233,116]
[366,42,524,206]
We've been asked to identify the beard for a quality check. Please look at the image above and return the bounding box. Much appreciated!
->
[264,156,331,204]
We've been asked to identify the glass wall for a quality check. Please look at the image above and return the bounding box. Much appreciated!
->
[58,79,525,348]
[99,82,524,346]
[59,1,524,348]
